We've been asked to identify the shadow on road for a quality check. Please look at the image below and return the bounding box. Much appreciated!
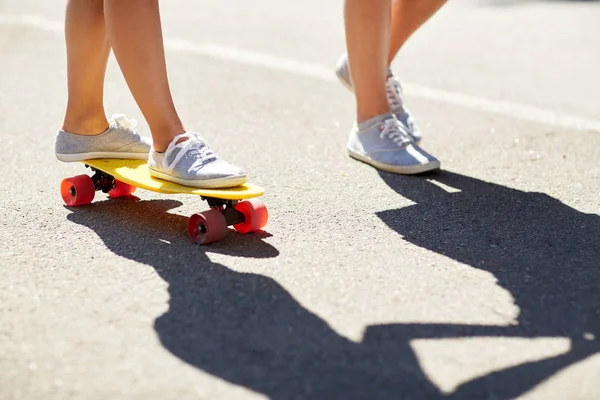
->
[66,173,599,399]
[375,170,600,398]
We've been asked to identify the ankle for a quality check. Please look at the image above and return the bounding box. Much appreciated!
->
[143,112,185,152]
[357,112,394,132]
[151,125,186,153]
[357,108,391,124]
[62,109,109,135]
[356,98,390,124]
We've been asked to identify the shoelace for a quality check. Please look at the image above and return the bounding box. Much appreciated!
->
[163,132,217,172]
[111,114,144,142]
[385,78,419,134]
[379,118,412,146]
[112,114,138,134]
[385,76,404,111]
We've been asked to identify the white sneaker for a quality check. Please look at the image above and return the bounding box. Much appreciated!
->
[348,116,439,175]
[55,114,151,162]
[148,132,246,189]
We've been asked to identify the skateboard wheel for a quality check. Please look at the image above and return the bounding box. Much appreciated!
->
[188,210,228,245]
[60,175,95,206]
[108,180,136,198]
[233,199,268,234]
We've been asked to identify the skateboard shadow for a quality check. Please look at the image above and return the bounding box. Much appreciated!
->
[65,197,278,259]
[66,198,441,399]
[65,173,600,400]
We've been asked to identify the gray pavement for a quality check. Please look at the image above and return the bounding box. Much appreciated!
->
[1,1,599,399]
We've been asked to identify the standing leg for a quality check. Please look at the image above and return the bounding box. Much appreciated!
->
[343,0,392,123]
[342,0,440,175]
[103,0,246,188]
[62,0,111,135]
[336,0,447,145]
[103,0,183,152]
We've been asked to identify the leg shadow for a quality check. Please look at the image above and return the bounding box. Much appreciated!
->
[374,170,600,398]
[66,197,444,399]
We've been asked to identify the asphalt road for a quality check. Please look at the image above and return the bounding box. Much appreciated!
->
[1,1,599,399]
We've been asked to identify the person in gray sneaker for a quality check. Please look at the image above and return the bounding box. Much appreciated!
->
[55,0,245,188]
[338,0,447,174]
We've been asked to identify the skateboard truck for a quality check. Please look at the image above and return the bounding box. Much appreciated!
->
[88,166,117,193]
[189,197,267,244]
[203,198,246,227]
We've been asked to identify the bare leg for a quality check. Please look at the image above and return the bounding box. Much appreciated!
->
[104,0,184,152]
[387,0,447,65]
[344,0,392,123]
[342,1,441,174]
[62,0,110,135]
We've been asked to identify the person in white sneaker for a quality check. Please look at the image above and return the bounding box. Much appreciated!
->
[56,0,245,188]
[338,0,447,174]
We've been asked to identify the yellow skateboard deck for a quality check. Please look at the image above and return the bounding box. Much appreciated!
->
[60,159,268,245]
[83,159,264,200]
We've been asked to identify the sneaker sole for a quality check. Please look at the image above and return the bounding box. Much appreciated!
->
[348,149,440,175]
[56,152,148,162]
[148,167,247,189]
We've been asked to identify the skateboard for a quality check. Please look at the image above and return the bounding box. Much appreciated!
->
[60,159,268,245]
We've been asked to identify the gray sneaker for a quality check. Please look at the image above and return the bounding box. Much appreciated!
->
[55,114,151,162]
[335,54,422,144]
[348,116,439,175]
[148,132,246,189]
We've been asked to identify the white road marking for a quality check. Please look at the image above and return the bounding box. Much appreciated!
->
[2,13,599,132]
